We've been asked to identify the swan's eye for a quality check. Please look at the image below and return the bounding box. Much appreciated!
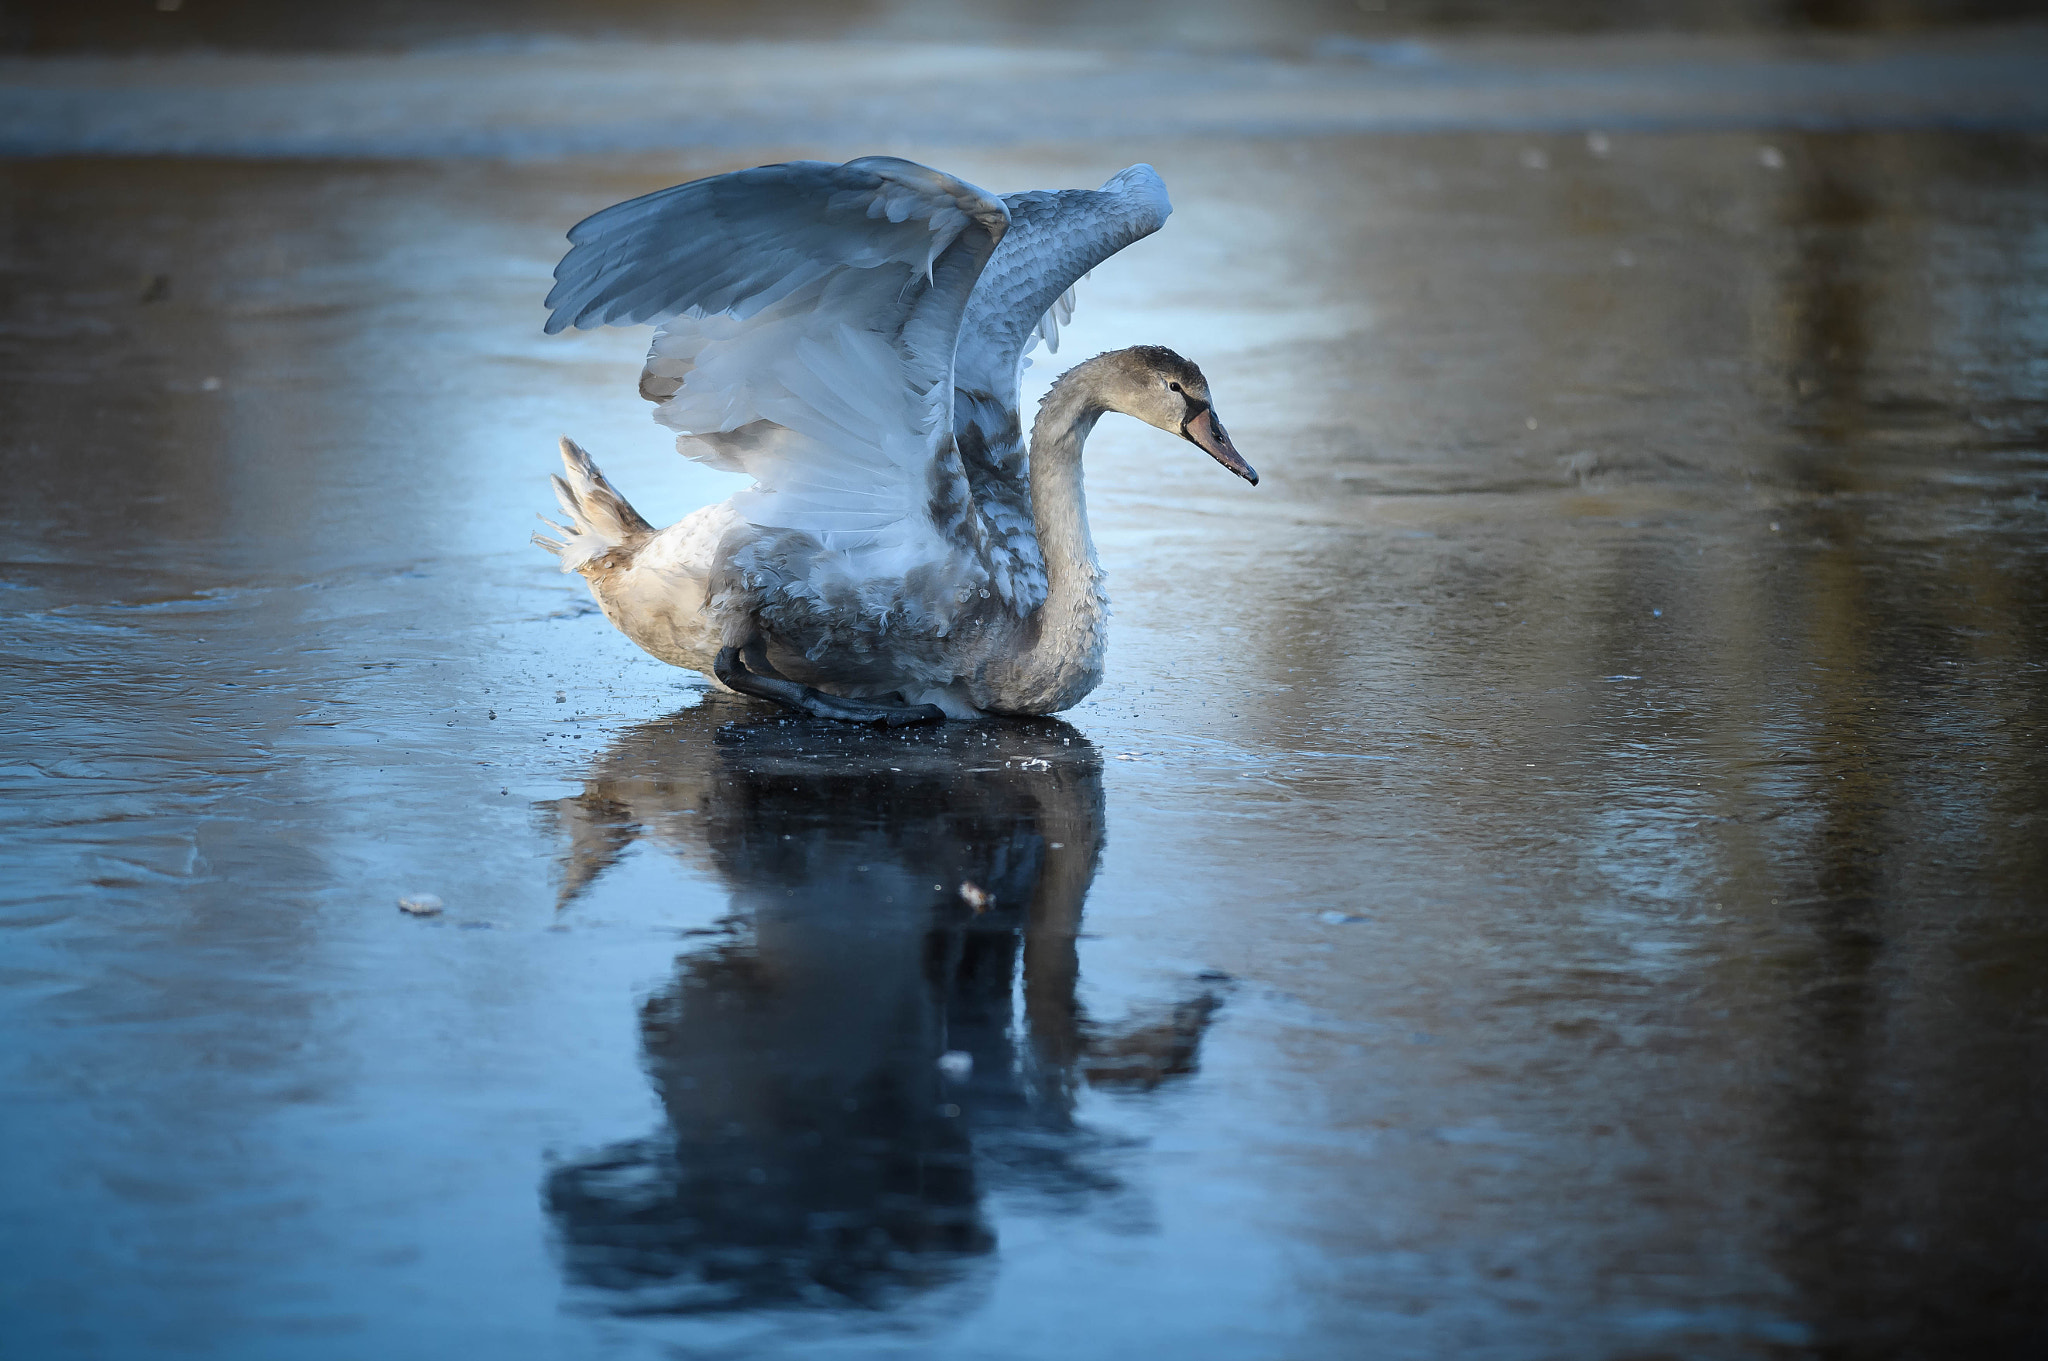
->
[1168,381,1183,393]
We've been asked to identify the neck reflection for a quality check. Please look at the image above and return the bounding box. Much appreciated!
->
[538,699,1224,1315]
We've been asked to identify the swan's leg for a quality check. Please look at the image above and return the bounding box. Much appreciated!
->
[713,646,944,727]
[740,635,782,679]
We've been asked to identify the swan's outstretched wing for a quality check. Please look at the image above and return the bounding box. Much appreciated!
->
[951,165,1173,613]
[544,157,1009,587]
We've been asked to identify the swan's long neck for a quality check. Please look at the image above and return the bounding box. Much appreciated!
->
[1002,363,1113,712]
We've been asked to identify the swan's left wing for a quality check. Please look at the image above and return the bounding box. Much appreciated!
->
[951,165,1173,613]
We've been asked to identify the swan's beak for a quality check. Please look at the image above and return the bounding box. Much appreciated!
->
[1183,407,1258,485]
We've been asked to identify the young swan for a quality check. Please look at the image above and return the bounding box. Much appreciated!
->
[539,345,1255,724]
[963,346,1255,719]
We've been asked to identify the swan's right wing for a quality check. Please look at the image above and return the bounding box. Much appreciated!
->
[545,158,1009,593]
[951,166,1173,612]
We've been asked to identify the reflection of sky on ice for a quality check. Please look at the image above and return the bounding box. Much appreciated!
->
[1,11,2046,1360]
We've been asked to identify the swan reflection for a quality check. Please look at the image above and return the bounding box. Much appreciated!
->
[539,699,1225,1314]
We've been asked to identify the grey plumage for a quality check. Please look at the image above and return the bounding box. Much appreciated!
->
[536,156,1222,720]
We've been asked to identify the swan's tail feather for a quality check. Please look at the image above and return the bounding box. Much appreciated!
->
[534,436,655,573]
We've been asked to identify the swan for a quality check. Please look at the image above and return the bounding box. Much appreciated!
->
[534,155,1256,724]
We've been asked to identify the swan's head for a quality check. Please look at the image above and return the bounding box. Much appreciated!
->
[1098,346,1258,486]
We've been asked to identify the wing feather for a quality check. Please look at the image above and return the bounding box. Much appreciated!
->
[1031,281,1083,357]
[545,156,1007,600]
[543,158,979,333]
[951,165,1173,613]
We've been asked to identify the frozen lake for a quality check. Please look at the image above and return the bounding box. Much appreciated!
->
[2,11,2045,1359]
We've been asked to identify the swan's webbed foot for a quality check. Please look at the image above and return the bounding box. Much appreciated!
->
[714,646,944,727]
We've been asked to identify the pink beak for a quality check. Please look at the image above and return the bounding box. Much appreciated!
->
[1183,407,1257,485]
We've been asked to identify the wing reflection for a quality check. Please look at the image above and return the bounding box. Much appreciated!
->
[538,699,1226,1315]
